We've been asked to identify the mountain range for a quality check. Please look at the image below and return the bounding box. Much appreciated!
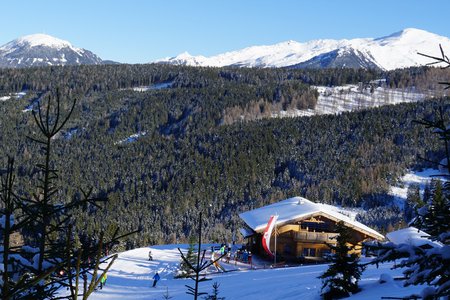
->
[156,28,450,70]
[1,28,449,69]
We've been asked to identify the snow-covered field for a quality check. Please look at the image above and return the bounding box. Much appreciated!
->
[389,168,446,209]
[89,245,428,300]
[0,91,27,102]
[125,81,174,92]
[114,131,147,145]
[272,84,436,118]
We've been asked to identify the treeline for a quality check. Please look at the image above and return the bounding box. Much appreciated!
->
[0,64,448,249]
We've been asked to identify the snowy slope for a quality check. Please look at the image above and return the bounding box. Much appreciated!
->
[270,83,435,119]
[87,245,429,300]
[0,34,103,67]
[388,168,446,209]
[156,28,450,70]
[387,227,442,248]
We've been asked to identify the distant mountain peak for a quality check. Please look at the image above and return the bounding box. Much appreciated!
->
[0,33,105,68]
[13,33,74,49]
[155,28,450,70]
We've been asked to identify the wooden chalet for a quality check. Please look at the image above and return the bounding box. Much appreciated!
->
[239,197,384,262]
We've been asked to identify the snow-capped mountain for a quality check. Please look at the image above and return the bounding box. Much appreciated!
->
[0,34,104,68]
[156,28,450,70]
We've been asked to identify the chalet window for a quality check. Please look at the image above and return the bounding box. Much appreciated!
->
[300,221,332,232]
[302,247,317,257]
[321,249,331,257]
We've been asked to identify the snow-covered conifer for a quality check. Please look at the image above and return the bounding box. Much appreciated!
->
[319,221,364,299]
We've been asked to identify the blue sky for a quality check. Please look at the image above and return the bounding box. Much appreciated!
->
[1,0,449,63]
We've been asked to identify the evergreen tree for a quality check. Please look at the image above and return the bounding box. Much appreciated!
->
[176,236,197,278]
[318,221,364,299]
[413,179,449,237]
[366,100,450,300]
[178,212,225,300]
[0,91,137,299]
[0,158,58,299]
[203,282,225,300]
[366,47,450,298]
[405,183,422,221]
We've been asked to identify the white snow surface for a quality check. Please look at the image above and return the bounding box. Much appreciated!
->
[271,83,436,119]
[388,168,446,208]
[239,197,384,239]
[85,245,429,300]
[0,34,84,56]
[114,131,147,145]
[386,227,442,248]
[155,28,450,70]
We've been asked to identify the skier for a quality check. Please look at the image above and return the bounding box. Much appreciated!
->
[99,273,107,289]
[148,250,153,261]
[226,251,231,263]
[152,272,160,287]
[211,251,226,272]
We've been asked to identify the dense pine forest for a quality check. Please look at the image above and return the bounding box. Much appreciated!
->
[0,64,449,249]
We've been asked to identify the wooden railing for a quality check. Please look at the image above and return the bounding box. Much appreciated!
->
[294,231,338,243]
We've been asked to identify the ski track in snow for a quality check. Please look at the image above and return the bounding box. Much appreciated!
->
[272,84,439,119]
[86,245,428,300]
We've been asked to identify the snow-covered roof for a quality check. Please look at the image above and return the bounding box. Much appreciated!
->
[239,197,384,240]
[239,227,255,238]
[386,227,442,248]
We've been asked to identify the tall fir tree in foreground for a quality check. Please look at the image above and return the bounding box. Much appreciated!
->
[365,45,450,299]
[318,221,364,299]
[0,91,136,299]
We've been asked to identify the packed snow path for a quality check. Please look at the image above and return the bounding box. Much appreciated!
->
[88,245,429,300]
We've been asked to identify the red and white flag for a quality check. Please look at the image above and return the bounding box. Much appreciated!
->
[262,215,278,258]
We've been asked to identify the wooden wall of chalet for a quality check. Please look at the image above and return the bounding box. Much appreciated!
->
[246,215,374,262]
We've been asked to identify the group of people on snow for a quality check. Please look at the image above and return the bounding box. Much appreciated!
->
[147,249,160,287]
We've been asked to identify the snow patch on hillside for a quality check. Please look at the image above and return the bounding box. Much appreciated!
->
[314,84,430,114]
[114,132,147,145]
[129,81,174,92]
[389,169,445,209]
[271,84,432,119]
[0,91,27,102]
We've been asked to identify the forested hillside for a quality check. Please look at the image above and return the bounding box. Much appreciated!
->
[0,64,448,249]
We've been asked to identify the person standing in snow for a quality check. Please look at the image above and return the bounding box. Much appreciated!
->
[152,272,160,287]
[99,273,107,289]
[148,250,153,261]
[226,251,231,263]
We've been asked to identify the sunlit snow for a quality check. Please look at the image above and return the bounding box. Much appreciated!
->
[271,84,434,119]
[84,245,429,300]
[156,28,450,70]
[388,168,446,209]
[114,132,147,145]
[0,33,84,56]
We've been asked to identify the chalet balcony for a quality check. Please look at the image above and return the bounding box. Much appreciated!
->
[294,231,338,243]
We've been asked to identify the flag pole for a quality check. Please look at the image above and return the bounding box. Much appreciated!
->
[274,213,277,265]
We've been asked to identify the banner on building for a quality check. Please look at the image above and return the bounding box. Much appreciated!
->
[262,215,278,258]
